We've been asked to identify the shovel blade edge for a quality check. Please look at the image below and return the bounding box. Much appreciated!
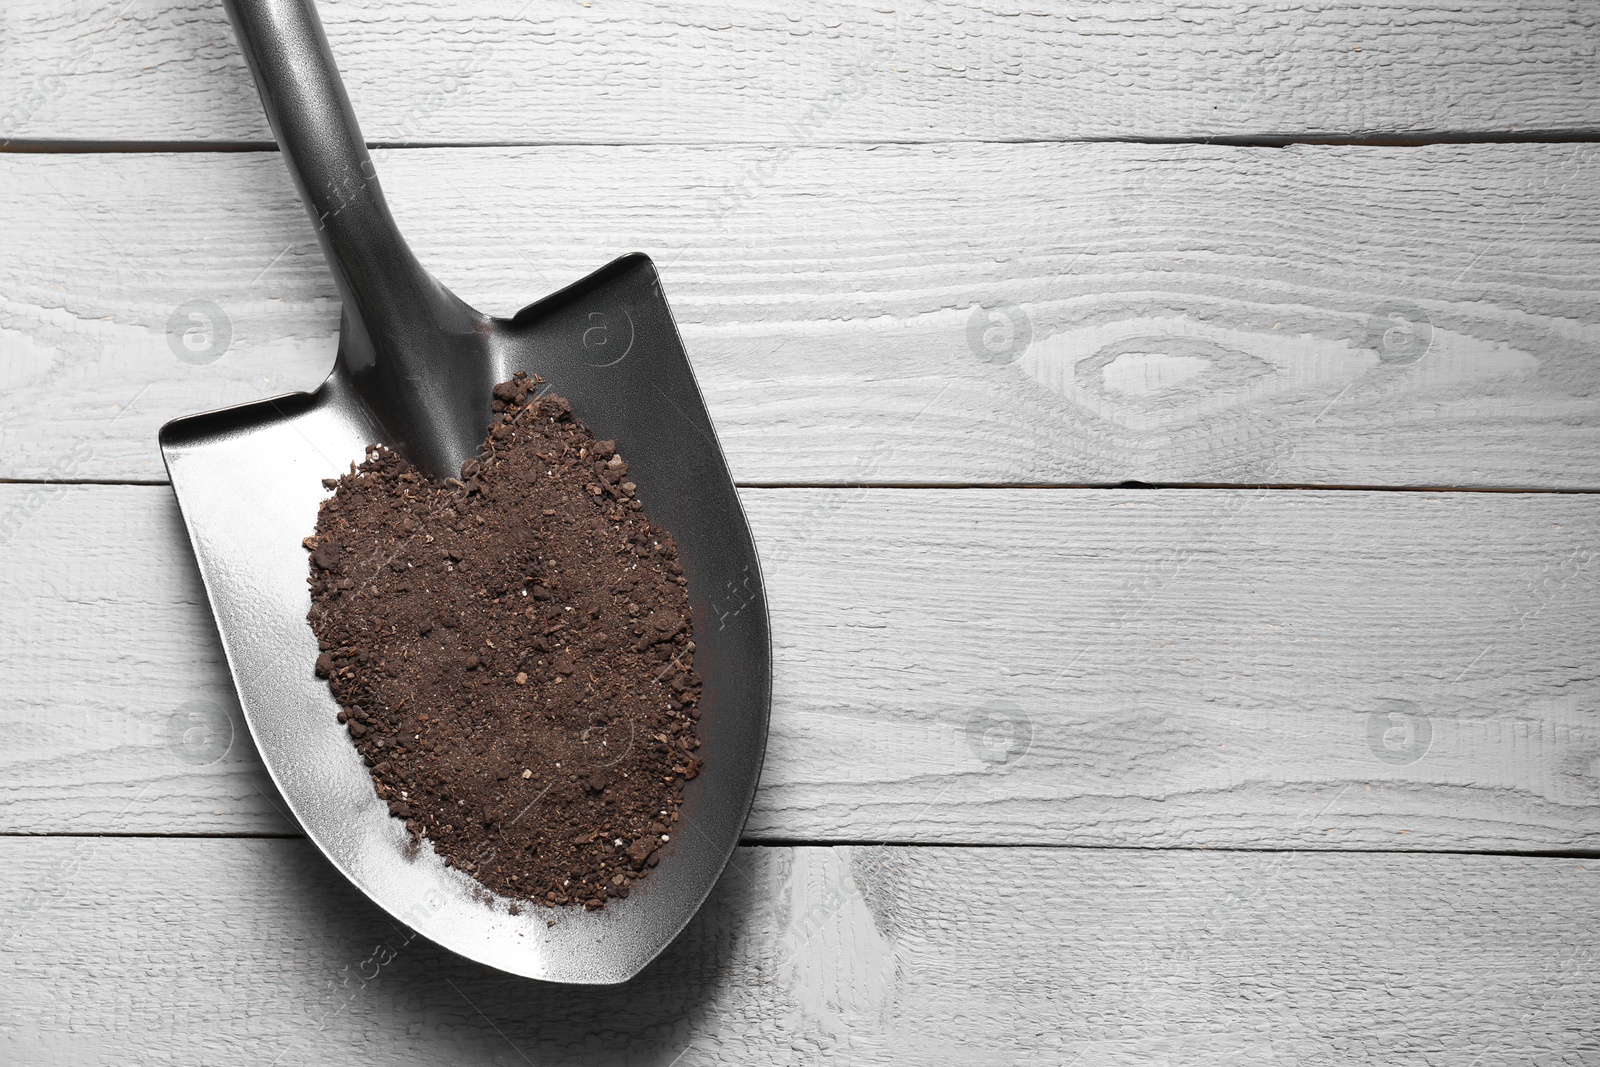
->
[159,254,771,983]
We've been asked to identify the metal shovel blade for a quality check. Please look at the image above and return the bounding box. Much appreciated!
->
[159,0,769,984]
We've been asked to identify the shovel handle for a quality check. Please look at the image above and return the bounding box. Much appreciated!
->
[222,0,459,345]
[222,0,493,478]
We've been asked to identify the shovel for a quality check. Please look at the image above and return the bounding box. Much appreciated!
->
[159,0,771,984]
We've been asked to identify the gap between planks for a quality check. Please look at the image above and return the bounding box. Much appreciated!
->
[4,831,1599,861]
[5,478,1600,495]
[9,130,1600,154]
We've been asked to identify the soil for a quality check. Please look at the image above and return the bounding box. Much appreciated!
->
[304,372,702,911]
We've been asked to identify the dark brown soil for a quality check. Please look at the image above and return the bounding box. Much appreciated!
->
[304,372,702,911]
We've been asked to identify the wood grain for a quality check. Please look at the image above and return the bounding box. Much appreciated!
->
[4,484,1596,849]
[5,0,1600,145]
[1,838,1595,1065]
[5,143,1600,488]
[9,0,1596,1043]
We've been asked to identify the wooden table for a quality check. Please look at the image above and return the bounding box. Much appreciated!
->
[4,2,1598,1062]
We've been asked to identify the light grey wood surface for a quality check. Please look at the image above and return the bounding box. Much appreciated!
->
[5,484,1596,849]
[5,143,1600,488]
[2,838,1595,1066]
[6,0,1600,145]
[6,0,1599,1060]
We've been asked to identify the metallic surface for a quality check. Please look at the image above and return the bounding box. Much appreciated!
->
[158,0,770,984]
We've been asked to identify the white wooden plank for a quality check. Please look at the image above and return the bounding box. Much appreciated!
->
[3,484,1596,849]
[5,0,1600,145]
[5,143,1600,488]
[1,839,1594,1065]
